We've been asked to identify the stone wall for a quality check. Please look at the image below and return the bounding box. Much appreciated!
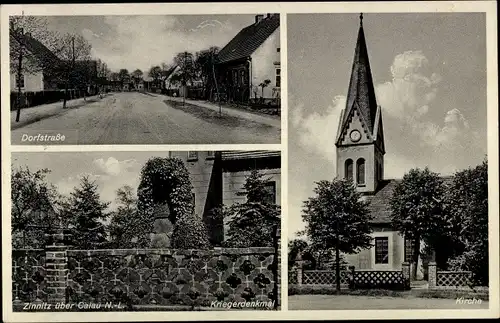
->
[12,229,281,311]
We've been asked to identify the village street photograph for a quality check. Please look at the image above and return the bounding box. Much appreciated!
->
[10,150,281,311]
[287,13,490,310]
[8,14,281,145]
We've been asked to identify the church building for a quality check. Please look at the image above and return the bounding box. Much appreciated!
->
[336,15,422,274]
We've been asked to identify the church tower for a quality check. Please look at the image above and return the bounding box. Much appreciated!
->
[335,14,385,194]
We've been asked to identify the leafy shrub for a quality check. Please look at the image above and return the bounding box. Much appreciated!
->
[171,214,211,250]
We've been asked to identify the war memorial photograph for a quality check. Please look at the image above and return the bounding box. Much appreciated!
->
[10,150,281,311]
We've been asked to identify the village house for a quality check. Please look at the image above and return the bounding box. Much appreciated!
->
[215,13,280,104]
[62,60,99,94]
[9,30,60,93]
[334,16,452,280]
[169,151,281,246]
[164,65,181,92]
[10,27,100,98]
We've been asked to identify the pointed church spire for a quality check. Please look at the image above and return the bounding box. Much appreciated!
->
[338,13,378,137]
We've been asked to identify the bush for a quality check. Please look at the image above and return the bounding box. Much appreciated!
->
[186,87,205,100]
[171,214,211,249]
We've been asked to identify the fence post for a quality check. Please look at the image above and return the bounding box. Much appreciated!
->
[45,228,69,304]
[349,265,356,289]
[295,253,303,286]
[428,262,437,289]
[402,262,411,290]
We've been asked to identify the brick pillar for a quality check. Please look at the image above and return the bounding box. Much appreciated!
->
[428,261,437,288]
[45,229,69,304]
[402,262,411,290]
[276,227,281,309]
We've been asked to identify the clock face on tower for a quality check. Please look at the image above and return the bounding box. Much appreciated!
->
[350,130,361,142]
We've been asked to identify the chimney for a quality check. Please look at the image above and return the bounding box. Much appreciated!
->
[255,14,264,24]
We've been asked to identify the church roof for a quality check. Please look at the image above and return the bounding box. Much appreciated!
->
[366,177,454,224]
[337,15,379,138]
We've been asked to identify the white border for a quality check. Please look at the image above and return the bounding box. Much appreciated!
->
[2,1,498,321]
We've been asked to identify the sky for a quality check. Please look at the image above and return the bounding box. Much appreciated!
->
[288,13,487,239]
[43,14,256,74]
[12,152,172,211]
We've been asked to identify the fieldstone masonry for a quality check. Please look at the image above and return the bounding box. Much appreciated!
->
[428,262,437,288]
[12,229,281,310]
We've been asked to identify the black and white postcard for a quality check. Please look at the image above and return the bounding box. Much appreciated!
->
[1,2,498,323]
[7,13,281,145]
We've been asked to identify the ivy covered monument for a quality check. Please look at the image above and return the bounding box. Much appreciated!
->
[135,157,211,249]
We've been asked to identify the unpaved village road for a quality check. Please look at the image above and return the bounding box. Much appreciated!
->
[11,92,280,145]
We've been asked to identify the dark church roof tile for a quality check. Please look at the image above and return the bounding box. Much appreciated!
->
[365,176,455,224]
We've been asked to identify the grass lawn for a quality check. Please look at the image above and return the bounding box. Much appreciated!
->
[288,294,489,310]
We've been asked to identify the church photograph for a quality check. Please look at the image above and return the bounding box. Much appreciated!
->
[287,12,491,310]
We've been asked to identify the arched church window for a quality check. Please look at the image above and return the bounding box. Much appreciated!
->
[357,158,365,185]
[345,159,353,181]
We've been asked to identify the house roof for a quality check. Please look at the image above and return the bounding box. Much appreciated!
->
[10,30,61,72]
[216,14,279,64]
[366,176,454,224]
[221,150,280,160]
[164,65,179,80]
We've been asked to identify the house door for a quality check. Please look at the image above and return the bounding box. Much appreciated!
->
[228,67,249,103]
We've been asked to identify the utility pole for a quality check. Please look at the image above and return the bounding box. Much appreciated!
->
[14,11,25,122]
[63,36,75,108]
[15,26,24,122]
[183,51,187,108]
[211,50,222,117]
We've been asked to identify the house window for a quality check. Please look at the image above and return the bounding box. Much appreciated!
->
[16,73,25,88]
[206,151,215,159]
[404,238,414,263]
[277,47,281,53]
[275,68,281,88]
[375,237,389,264]
[240,70,246,85]
[345,159,353,181]
[233,70,238,86]
[187,151,198,161]
[356,158,365,185]
[263,181,277,204]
